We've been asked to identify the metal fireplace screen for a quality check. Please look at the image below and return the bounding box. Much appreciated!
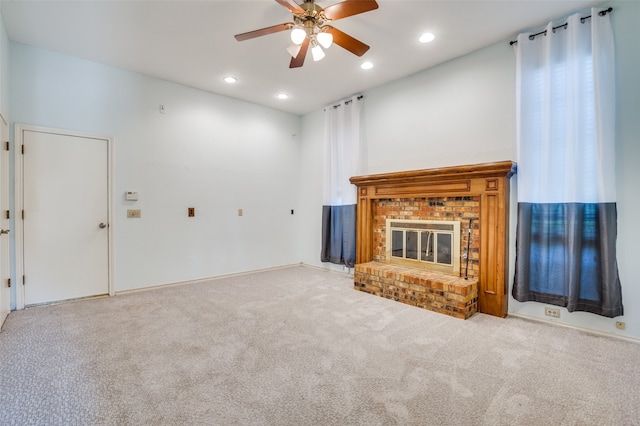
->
[386,219,461,276]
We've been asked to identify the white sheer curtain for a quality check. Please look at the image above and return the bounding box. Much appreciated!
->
[321,95,363,267]
[512,8,623,317]
[516,9,616,203]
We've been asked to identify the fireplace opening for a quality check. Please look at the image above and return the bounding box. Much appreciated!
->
[386,219,461,276]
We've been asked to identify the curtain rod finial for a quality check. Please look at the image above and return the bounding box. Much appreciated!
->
[598,7,613,17]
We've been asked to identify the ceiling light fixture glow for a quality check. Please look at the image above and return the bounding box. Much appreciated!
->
[311,40,325,62]
[419,32,435,43]
[287,43,302,58]
[223,76,238,84]
[361,61,373,70]
[317,31,333,49]
[276,93,290,100]
[290,27,306,45]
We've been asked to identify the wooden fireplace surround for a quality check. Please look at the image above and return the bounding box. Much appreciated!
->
[350,161,516,318]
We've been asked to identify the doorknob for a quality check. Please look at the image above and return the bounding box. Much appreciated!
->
[98,223,107,229]
[0,229,8,235]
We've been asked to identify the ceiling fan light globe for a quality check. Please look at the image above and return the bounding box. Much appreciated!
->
[287,43,302,58]
[291,28,306,45]
[317,32,333,49]
[311,44,325,61]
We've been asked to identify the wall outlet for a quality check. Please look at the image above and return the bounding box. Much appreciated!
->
[238,208,243,217]
[544,307,561,318]
[188,207,195,217]
[616,321,626,330]
[127,209,141,218]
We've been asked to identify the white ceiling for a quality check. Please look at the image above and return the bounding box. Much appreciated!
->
[1,0,606,115]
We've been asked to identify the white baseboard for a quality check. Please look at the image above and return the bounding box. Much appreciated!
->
[508,311,640,344]
[299,262,354,277]
[115,264,303,296]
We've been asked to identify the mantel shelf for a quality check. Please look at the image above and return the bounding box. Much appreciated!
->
[350,161,516,187]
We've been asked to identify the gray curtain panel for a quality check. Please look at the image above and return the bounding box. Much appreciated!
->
[512,203,623,318]
[321,204,356,268]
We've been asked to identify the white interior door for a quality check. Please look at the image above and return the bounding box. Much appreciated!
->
[0,115,10,326]
[22,129,109,306]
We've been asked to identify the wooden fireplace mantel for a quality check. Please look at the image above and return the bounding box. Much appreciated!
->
[350,161,517,318]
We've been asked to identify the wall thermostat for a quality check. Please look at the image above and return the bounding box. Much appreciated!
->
[125,191,139,201]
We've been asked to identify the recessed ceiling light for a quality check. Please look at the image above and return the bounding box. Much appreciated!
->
[276,93,290,100]
[223,76,238,84]
[419,32,435,43]
[361,61,373,70]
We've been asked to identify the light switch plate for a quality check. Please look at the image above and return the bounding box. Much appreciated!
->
[125,191,139,201]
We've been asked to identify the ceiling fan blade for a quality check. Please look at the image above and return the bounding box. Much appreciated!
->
[235,23,292,41]
[322,0,379,21]
[290,38,310,68]
[324,26,370,56]
[275,0,305,14]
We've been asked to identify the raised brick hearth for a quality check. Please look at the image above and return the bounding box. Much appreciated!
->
[355,262,478,319]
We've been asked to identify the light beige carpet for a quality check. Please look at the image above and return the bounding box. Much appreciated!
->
[1,266,639,425]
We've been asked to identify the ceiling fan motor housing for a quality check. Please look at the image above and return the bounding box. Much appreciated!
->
[295,1,327,24]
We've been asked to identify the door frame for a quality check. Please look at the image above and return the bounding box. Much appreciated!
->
[0,112,9,325]
[14,124,114,310]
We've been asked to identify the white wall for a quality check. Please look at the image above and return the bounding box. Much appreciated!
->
[298,109,327,271]
[10,43,301,293]
[362,42,516,175]
[0,8,8,115]
[612,0,640,338]
[298,42,517,272]
[300,1,640,340]
[0,9,10,314]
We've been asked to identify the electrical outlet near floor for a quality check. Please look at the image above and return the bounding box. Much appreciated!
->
[616,321,626,330]
[544,307,561,318]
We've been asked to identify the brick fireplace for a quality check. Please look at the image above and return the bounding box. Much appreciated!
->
[350,161,516,318]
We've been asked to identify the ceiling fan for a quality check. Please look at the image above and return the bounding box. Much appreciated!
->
[234,0,379,68]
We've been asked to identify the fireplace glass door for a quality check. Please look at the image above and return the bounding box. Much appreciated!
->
[387,219,460,276]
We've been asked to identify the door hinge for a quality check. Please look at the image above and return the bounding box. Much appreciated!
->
[21,145,24,155]
[21,210,24,220]
[4,210,8,219]
[22,275,25,285]
[4,141,8,151]
[6,278,10,288]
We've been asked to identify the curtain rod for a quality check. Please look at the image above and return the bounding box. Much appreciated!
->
[326,95,364,110]
[509,7,613,46]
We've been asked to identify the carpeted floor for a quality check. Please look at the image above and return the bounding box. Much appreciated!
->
[1,266,639,425]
